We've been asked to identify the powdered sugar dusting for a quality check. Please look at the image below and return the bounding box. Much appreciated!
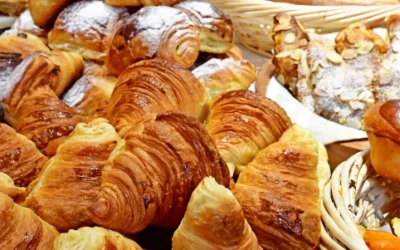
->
[10,10,41,35]
[192,58,226,79]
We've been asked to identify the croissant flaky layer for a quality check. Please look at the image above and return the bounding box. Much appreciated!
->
[89,112,230,233]
[26,119,120,231]
[0,123,47,187]
[106,6,200,75]
[0,192,59,250]
[172,177,261,250]
[54,227,143,250]
[234,125,321,250]
[107,59,209,134]
[206,90,292,175]
[0,172,26,202]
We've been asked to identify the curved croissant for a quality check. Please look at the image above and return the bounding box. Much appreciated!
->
[205,90,292,176]
[0,123,47,186]
[54,227,143,250]
[105,6,200,75]
[172,177,261,250]
[233,125,321,250]
[0,172,26,202]
[174,1,234,54]
[26,119,120,231]
[89,112,230,234]
[0,32,49,59]
[0,192,59,250]
[11,86,84,156]
[107,59,209,134]
[192,58,257,98]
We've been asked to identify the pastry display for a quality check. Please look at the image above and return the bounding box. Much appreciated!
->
[105,6,200,75]
[48,1,129,61]
[172,177,261,250]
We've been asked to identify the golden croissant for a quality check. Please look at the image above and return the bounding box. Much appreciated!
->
[0,192,59,250]
[26,119,120,231]
[89,112,230,234]
[234,125,321,249]
[172,177,261,250]
[107,59,209,134]
[0,122,47,186]
[54,227,143,250]
[105,6,200,75]
[206,90,292,176]
[0,172,26,202]
[192,58,257,98]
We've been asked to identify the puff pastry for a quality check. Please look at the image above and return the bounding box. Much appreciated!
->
[107,59,209,134]
[0,122,47,186]
[192,58,257,98]
[0,192,59,250]
[89,112,230,233]
[206,90,292,175]
[234,125,321,249]
[48,1,129,61]
[0,32,49,58]
[54,227,143,250]
[172,177,261,250]
[28,0,72,27]
[106,6,200,75]
[26,119,120,231]
[0,172,26,202]
[175,1,234,54]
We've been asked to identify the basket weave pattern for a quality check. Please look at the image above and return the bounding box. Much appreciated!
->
[207,0,400,57]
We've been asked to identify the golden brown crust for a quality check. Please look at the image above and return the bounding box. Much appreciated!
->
[48,1,129,61]
[0,0,26,16]
[0,172,26,202]
[174,1,233,54]
[107,59,209,134]
[89,112,230,234]
[234,125,321,250]
[0,32,49,59]
[0,192,59,250]
[105,6,200,75]
[206,90,292,175]
[0,123,47,187]
[28,0,72,27]
[26,120,120,231]
[194,45,244,68]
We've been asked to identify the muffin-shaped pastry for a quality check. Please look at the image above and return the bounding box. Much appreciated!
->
[364,99,400,182]
[174,1,233,54]
[48,1,129,61]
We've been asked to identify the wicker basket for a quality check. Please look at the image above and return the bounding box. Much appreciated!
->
[320,149,400,250]
[207,0,400,57]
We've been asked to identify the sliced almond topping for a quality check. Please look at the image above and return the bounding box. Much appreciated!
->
[358,90,372,101]
[326,51,343,64]
[356,41,374,55]
[278,13,291,25]
[275,50,293,58]
[299,38,308,47]
[341,49,357,60]
[284,32,296,44]
[290,49,303,61]
[274,24,291,32]
[346,30,356,44]
[311,60,320,72]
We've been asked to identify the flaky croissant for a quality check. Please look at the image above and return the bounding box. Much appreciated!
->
[0,32,49,59]
[0,192,59,250]
[26,119,120,231]
[234,125,321,250]
[105,0,180,7]
[194,45,244,69]
[172,177,261,250]
[175,1,234,54]
[48,1,129,61]
[107,59,209,134]
[54,227,143,250]
[205,90,292,176]
[105,6,200,75]
[0,123,47,186]
[89,112,230,234]
[192,58,257,98]
[0,172,26,202]
[28,0,72,27]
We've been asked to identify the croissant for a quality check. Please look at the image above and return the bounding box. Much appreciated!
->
[192,58,257,98]
[205,90,292,175]
[233,125,321,249]
[107,59,209,134]
[194,45,245,69]
[89,112,230,234]
[105,0,180,7]
[54,227,143,250]
[48,1,129,61]
[172,177,261,250]
[28,0,72,27]
[0,172,26,202]
[0,0,26,16]
[0,192,59,250]
[62,75,117,118]
[7,10,47,42]
[0,123,47,186]
[26,119,120,231]
[0,32,49,58]
[105,6,200,75]
[175,1,234,54]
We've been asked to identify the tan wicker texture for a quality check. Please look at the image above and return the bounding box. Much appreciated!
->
[207,0,400,57]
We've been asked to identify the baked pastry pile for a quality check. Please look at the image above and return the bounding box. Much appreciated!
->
[271,13,400,130]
